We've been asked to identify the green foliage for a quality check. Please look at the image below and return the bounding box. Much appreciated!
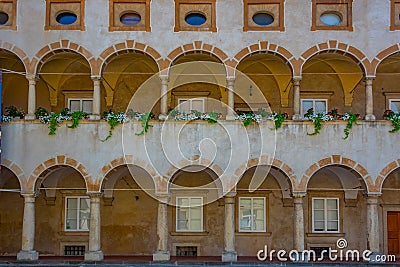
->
[135,112,153,136]
[342,113,360,140]
[5,105,25,118]
[68,111,88,129]
[48,113,61,135]
[207,111,219,124]
[272,113,287,130]
[384,110,400,133]
[34,107,49,118]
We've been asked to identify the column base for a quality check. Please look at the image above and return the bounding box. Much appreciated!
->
[158,114,168,120]
[24,114,36,120]
[89,115,101,120]
[153,250,170,261]
[222,251,237,262]
[292,114,302,120]
[365,114,376,121]
[17,250,39,261]
[84,250,104,261]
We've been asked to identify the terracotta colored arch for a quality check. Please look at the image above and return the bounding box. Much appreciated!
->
[371,43,400,76]
[165,157,224,181]
[232,155,298,192]
[232,42,297,77]
[375,159,400,193]
[299,155,373,193]
[98,40,162,75]
[166,41,229,75]
[98,155,161,192]
[27,156,92,192]
[0,40,29,73]
[1,158,26,191]
[299,40,370,76]
[31,40,95,75]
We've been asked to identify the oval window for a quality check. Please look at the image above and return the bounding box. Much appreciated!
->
[0,11,9,25]
[56,12,77,25]
[252,13,274,26]
[185,13,207,26]
[320,12,342,26]
[120,13,141,25]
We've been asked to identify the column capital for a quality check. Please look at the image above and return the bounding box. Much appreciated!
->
[364,76,376,81]
[87,192,103,198]
[91,75,102,81]
[292,192,306,199]
[292,77,302,84]
[155,193,170,203]
[25,74,39,82]
[159,74,169,82]
[366,193,381,204]
[226,76,236,86]
[20,191,37,199]
[224,191,237,198]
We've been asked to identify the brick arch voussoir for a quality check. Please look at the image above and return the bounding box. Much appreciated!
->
[98,41,162,75]
[300,41,369,76]
[232,42,296,76]
[27,156,92,192]
[32,40,95,75]
[299,155,373,193]
[375,159,400,193]
[0,40,29,74]
[1,158,27,191]
[371,43,400,77]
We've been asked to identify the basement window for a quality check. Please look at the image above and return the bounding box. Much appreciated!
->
[176,246,198,256]
[64,245,85,256]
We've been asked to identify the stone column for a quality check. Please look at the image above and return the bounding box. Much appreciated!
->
[222,192,237,262]
[292,77,302,120]
[153,194,170,261]
[226,77,236,120]
[159,75,169,120]
[25,75,38,120]
[84,193,103,261]
[17,193,39,261]
[90,76,101,120]
[365,77,376,120]
[293,194,305,252]
[367,194,380,253]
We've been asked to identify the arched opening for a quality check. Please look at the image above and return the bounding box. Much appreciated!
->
[302,53,364,117]
[305,165,367,255]
[168,166,223,257]
[375,53,400,119]
[101,51,159,114]
[0,167,23,256]
[381,167,400,256]
[235,165,293,256]
[0,50,28,116]
[37,52,92,114]
[168,53,226,115]
[236,53,292,114]
[34,165,88,256]
[100,164,157,257]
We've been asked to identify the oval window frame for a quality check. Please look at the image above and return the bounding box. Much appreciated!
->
[184,12,207,26]
[320,12,342,26]
[252,12,274,26]
[120,11,141,26]
[0,11,9,25]
[55,11,78,25]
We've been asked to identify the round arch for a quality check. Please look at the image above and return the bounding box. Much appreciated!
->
[27,156,91,192]
[375,159,400,193]
[0,40,28,72]
[0,158,25,190]
[299,155,373,193]
[371,43,400,76]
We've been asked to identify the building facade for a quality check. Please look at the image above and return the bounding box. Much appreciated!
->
[0,0,400,263]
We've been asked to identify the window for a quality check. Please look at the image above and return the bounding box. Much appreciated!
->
[45,0,85,31]
[391,0,400,31]
[176,197,203,232]
[109,0,151,32]
[0,0,17,30]
[174,0,216,32]
[178,98,205,113]
[312,198,339,233]
[68,98,93,113]
[301,99,327,118]
[65,197,90,231]
[238,197,266,232]
[243,0,285,31]
[389,99,400,113]
[311,0,353,31]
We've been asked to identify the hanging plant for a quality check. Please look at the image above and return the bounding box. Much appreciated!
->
[101,111,130,141]
[271,112,289,130]
[39,112,68,135]
[169,109,222,124]
[384,110,400,133]
[341,112,361,140]
[135,112,154,136]
[304,108,334,136]
[67,111,88,129]
[235,109,288,130]
[2,105,25,121]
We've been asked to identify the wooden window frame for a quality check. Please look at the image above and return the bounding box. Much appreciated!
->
[109,0,151,32]
[311,0,353,31]
[300,98,328,118]
[391,0,400,31]
[174,0,217,32]
[243,0,285,32]
[45,0,85,31]
[64,196,90,232]
[0,0,17,30]
[238,197,266,233]
[311,197,340,233]
[175,196,204,232]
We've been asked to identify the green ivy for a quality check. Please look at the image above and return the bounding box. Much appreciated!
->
[272,113,287,130]
[343,113,359,140]
[68,111,87,129]
[102,115,120,142]
[135,112,153,136]
[48,113,61,135]
[207,111,219,124]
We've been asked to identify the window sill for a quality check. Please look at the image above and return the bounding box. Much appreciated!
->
[62,231,89,236]
[306,233,345,237]
[170,231,209,236]
[235,231,272,237]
